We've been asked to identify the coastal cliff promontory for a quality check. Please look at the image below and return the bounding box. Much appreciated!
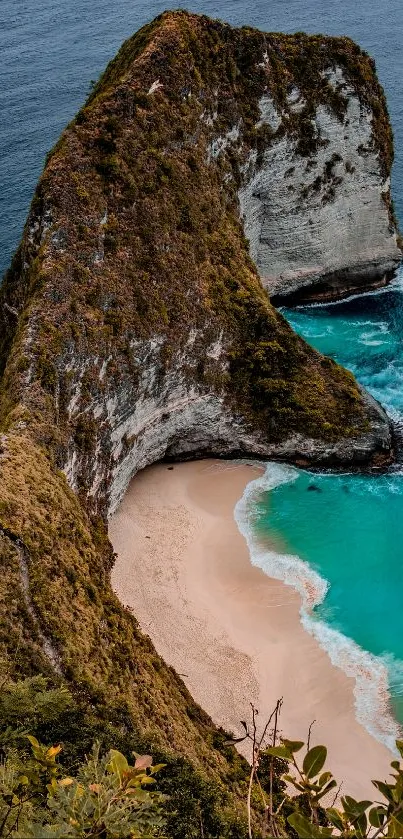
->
[0,11,398,834]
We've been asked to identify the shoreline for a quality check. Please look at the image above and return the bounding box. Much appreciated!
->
[109,458,394,799]
[234,462,401,755]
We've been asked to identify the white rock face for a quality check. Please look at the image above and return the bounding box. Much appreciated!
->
[256,95,282,131]
[238,69,400,299]
[62,335,236,513]
[207,123,241,162]
[62,331,391,518]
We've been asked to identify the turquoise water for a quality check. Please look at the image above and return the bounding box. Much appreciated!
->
[250,272,403,744]
[285,278,403,423]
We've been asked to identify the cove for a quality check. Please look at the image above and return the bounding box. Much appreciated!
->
[250,269,403,743]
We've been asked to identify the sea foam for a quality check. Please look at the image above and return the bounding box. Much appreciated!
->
[234,462,401,754]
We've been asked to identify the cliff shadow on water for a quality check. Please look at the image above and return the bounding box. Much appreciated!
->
[282,266,403,459]
[0,10,400,833]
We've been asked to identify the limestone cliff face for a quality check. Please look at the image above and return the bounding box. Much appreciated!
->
[66,341,390,517]
[0,12,397,826]
[239,69,400,302]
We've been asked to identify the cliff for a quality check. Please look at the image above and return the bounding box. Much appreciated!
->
[239,66,401,304]
[0,11,398,835]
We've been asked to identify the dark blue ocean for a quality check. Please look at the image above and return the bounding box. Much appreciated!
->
[2,0,403,277]
[2,0,403,749]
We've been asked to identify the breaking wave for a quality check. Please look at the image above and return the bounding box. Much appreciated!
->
[234,462,401,754]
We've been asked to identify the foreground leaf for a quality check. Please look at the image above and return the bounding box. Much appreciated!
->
[302,745,327,779]
[288,812,328,837]
[282,739,304,754]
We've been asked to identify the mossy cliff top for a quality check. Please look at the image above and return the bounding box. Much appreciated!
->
[0,11,395,836]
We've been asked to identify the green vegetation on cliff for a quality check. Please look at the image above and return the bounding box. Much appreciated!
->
[0,10,397,836]
[1,676,403,837]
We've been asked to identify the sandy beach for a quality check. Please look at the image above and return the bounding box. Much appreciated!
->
[109,459,394,799]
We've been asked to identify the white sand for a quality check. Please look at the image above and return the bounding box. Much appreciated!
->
[109,459,394,799]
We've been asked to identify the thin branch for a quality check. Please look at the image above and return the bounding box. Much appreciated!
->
[255,772,270,836]
[372,801,403,839]
[247,749,257,837]
[244,700,284,839]
[268,699,283,839]
[275,796,287,816]
[258,697,283,751]
[307,719,316,752]
[272,698,282,748]
[256,772,268,810]
[246,705,259,838]
[251,703,258,747]
[329,780,343,808]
